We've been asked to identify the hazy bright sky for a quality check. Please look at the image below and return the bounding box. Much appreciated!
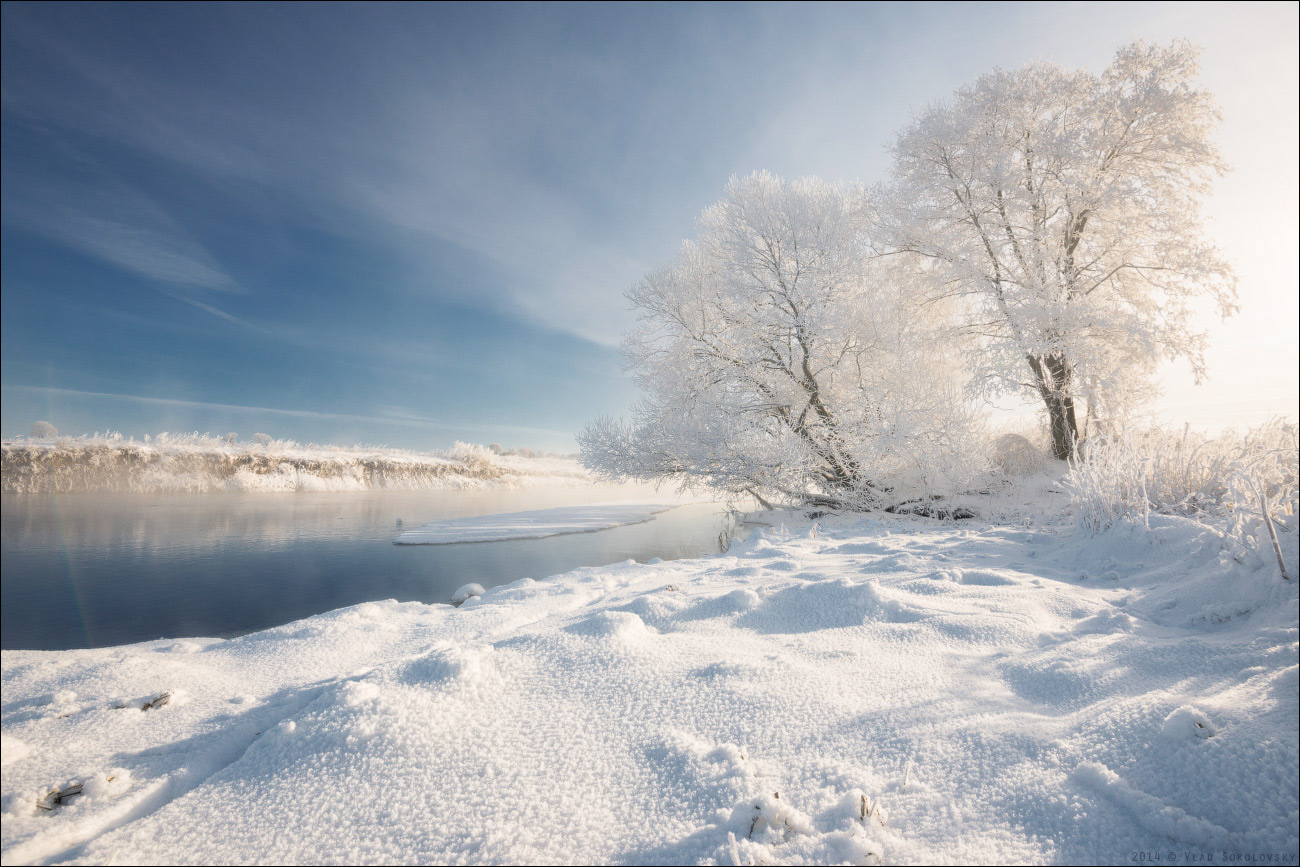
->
[2,2,1296,451]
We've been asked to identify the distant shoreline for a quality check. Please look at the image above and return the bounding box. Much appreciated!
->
[1,436,592,494]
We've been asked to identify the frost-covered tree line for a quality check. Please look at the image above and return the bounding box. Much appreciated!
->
[580,41,1238,511]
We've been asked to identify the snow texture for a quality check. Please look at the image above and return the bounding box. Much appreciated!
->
[394,503,678,545]
[2,499,1297,865]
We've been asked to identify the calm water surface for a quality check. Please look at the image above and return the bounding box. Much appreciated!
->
[1,488,733,650]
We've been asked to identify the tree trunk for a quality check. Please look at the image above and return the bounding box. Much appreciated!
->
[1043,390,1079,460]
[1027,353,1080,460]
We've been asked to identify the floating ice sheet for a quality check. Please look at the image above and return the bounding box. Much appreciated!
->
[394,503,678,545]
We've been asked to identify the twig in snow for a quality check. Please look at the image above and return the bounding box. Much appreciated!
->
[1251,476,1291,581]
[36,782,82,811]
[142,691,173,711]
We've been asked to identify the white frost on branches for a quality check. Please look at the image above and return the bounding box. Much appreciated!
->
[582,40,1250,512]
[882,40,1237,458]
[580,172,984,511]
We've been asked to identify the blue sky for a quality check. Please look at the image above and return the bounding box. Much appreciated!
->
[3,2,1296,451]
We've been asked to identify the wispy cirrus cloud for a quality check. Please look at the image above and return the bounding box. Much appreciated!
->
[4,385,572,439]
[56,211,237,292]
[1,4,741,346]
[167,293,262,331]
[2,170,239,293]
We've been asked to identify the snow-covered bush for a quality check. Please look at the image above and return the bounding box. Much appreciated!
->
[29,421,57,439]
[1067,419,1298,575]
[579,172,986,512]
[447,441,496,470]
[253,433,273,446]
[991,433,1050,476]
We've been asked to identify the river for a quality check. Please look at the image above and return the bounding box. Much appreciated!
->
[1,488,735,650]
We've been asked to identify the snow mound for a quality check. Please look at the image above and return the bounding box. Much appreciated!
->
[1160,705,1217,741]
[565,610,652,645]
[719,588,763,612]
[451,584,485,606]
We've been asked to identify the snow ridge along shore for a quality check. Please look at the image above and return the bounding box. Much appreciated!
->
[2,507,1296,865]
[1,437,590,493]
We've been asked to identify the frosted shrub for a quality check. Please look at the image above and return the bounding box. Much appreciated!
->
[447,441,496,470]
[1067,420,1298,575]
[991,434,1049,476]
[29,421,58,439]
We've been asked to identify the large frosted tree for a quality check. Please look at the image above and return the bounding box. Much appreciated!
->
[883,40,1236,459]
[580,172,981,511]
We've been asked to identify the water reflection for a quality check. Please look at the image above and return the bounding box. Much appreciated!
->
[1,487,731,651]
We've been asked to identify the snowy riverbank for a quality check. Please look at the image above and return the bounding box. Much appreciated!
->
[1,436,591,494]
[2,499,1297,865]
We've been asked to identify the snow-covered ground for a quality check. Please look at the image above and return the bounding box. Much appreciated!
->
[1,436,590,493]
[2,491,1296,865]
[395,503,680,545]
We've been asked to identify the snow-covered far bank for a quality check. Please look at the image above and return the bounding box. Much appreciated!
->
[1,435,592,494]
[394,503,681,545]
[2,501,1297,865]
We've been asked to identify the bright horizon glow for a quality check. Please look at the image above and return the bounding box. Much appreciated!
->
[2,2,1296,450]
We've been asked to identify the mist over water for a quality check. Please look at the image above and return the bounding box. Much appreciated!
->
[1,488,731,650]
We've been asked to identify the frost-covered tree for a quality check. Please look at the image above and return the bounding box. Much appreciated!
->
[580,172,983,510]
[883,41,1236,459]
[29,421,58,439]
